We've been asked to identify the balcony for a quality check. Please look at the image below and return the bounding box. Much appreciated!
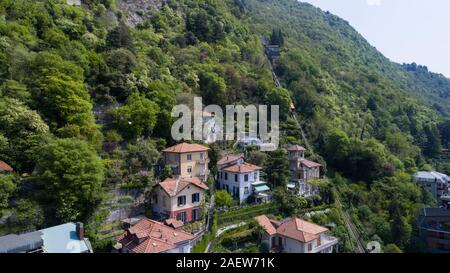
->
[289,155,304,161]
[312,235,339,253]
[197,158,209,164]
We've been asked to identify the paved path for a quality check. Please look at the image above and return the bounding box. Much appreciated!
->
[205,221,248,253]
[216,222,248,237]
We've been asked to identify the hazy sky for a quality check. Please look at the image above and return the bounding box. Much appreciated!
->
[300,0,450,77]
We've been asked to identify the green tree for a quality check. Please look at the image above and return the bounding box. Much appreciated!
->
[0,80,31,104]
[0,174,16,211]
[270,28,284,46]
[272,187,307,216]
[391,211,412,249]
[126,139,160,173]
[215,190,234,207]
[112,92,159,140]
[106,21,134,51]
[30,52,101,146]
[199,71,227,106]
[424,124,442,158]
[0,98,50,172]
[186,9,225,43]
[385,131,420,160]
[105,48,137,74]
[384,244,403,253]
[266,87,291,119]
[159,165,173,181]
[6,199,44,234]
[265,149,291,187]
[34,138,105,222]
[324,128,350,165]
[438,120,450,148]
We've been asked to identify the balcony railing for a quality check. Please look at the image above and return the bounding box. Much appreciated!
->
[197,158,209,164]
[312,236,339,253]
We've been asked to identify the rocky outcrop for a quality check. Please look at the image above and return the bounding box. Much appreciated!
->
[116,0,168,26]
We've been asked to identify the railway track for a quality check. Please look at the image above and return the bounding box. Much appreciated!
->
[334,191,366,253]
[260,34,366,253]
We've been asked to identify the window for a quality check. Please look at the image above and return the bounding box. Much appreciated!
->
[308,243,313,252]
[178,196,186,206]
[244,187,249,194]
[192,193,200,203]
[235,174,238,182]
[225,173,228,180]
[200,153,204,160]
[187,154,192,161]
[187,166,192,173]
[244,174,248,181]
[153,194,158,204]
[177,211,186,223]
[192,208,201,221]
[317,237,321,246]
[233,187,239,197]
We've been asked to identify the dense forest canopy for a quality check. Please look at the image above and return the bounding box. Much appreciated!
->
[0,0,449,252]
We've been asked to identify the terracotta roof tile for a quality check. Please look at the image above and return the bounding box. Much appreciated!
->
[300,159,321,169]
[287,145,306,151]
[117,218,194,253]
[255,215,328,243]
[158,177,209,197]
[165,218,184,229]
[255,215,277,236]
[0,161,13,172]
[217,154,244,166]
[222,162,262,173]
[162,143,209,153]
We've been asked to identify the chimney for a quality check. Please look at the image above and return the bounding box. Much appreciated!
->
[76,222,84,240]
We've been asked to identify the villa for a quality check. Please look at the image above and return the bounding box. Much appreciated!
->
[218,157,271,204]
[286,145,321,196]
[162,143,210,181]
[116,218,194,253]
[151,177,209,223]
[255,215,338,253]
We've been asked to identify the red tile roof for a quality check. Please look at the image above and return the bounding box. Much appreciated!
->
[117,218,194,253]
[255,215,328,243]
[255,215,277,235]
[158,177,209,197]
[164,218,184,229]
[287,145,306,151]
[217,154,244,166]
[162,143,209,153]
[222,162,262,173]
[300,159,321,169]
[0,161,13,172]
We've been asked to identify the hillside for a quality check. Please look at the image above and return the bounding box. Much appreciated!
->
[0,0,448,252]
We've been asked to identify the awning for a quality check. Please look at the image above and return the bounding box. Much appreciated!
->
[254,185,270,193]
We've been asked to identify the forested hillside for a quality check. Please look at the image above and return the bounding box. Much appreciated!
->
[0,0,275,246]
[0,0,449,252]
[241,0,450,251]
